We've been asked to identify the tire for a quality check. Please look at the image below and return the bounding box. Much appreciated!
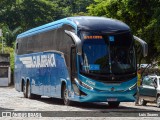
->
[27,81,34,99]
[138,98,147,106]
[108,102,120,107]
[62,85,72,106]
[157,96,160,108]
[23,82,27,98]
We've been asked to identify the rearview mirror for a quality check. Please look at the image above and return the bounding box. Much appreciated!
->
[133,36,148,57]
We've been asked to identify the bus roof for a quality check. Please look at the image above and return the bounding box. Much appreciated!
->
[17,16,130,39]
[17,18,77,39]
[68,16,130,32]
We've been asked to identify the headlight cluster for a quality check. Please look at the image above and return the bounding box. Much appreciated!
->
[74,78,93,90]
[128,83,137,90]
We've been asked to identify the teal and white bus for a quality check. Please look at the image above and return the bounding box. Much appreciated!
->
[15,16,147,107]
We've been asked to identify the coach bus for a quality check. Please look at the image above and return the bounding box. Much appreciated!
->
[14,16,147,107]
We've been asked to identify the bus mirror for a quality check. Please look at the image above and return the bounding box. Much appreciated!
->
[133,35,148,57]
[65,30,82,55]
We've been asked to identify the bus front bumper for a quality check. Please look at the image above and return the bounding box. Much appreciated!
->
[69,85,137,103]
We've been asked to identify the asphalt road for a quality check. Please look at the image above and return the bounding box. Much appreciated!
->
[0,86,160,120]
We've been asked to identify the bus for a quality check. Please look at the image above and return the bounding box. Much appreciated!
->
[14,16,148,107]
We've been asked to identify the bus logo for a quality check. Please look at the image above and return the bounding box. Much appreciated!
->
[19,54,56,68]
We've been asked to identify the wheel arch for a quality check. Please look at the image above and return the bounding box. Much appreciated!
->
[61,80,67,98]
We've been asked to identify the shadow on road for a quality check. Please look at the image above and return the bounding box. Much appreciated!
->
[33,97,159,112]
[35,97,64,106]
[70,102,159,112]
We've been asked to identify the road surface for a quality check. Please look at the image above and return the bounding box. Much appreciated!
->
[0,86,159,120]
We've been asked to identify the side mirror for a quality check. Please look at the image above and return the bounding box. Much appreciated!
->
[65,30,82,55]
[133,36,148,57]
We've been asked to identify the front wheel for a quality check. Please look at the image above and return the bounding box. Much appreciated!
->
[138,98,147,106]
[62,85,72,105]
[157,96,160,108]
[108,102,120,107]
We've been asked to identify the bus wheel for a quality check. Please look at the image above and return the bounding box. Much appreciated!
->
[108,102,120,107]
[27,81,34,99]
[62,85,72,105]
[23,82,27,98]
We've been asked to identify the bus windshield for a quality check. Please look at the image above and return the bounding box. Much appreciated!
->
[79,31,136,76]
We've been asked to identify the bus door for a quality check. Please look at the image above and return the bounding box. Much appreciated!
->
[70,45,80,95]
[65,30,82,96]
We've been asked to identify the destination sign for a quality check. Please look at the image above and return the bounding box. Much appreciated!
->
[84,35,103,40]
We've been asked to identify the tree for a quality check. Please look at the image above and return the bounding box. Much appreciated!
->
[51,0,93,15]
[0,0,68,30]
[0,0,68,45]
[20,0,66,30]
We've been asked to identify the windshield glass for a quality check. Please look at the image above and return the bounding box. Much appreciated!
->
[79,31,136,75]
[110,33,136,74]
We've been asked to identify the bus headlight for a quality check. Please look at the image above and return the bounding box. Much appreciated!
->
[74,78,93,90]
[128,83,137,90]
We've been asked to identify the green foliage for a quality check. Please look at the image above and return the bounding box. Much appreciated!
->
[0,25,22,47]
[51,0,94,15]
[0,43,14,72]
[20,0,65,29]
[0,0,93,44]
[0,0,93,72]
[0,0,66,31]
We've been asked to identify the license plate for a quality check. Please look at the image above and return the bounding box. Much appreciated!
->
[107,98,117,101]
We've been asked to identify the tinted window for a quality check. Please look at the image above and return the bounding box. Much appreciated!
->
[142,77,155,86]
[79,31,136,75]
[110,32,136,74]
[17,24,74,55]
[80,32,109,74]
